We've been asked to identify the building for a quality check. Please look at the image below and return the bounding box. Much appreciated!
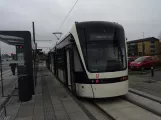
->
[127,37,160,56]
[160,42,161,54]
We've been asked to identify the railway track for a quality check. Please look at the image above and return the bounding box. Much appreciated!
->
[74,92,161,120]
[51,75,161,119]
[93,97,160,120]
[79,98,115,120]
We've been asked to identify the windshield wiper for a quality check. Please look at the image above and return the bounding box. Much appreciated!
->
[117,45,124,65]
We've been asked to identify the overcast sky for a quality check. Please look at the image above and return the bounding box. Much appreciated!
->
[0,0,161,53]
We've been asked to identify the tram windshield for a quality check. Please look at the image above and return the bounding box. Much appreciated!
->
[77,26,127,72]
[86,42,126,72]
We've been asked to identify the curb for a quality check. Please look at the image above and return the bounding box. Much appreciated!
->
[92,101,116,120]
[129,88,161,104]
[123,89,161,116]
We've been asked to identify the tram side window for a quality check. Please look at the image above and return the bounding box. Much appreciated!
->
[56,49,65,69]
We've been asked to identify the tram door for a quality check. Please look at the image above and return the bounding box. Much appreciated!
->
[53,52,57,74]
[66,48,76,94]
[66,49,71,89]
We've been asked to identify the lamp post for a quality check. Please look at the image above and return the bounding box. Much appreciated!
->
[142,32,145,56]
[0,41,4,97]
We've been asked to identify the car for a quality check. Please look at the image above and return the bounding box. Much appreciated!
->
[128,57,137,68]
[130,56,160,70]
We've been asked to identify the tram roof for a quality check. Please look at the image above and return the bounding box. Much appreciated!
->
[49,21,124,53]
[56,21,123,44]
[48,47,56,53]
[75,21,123,29]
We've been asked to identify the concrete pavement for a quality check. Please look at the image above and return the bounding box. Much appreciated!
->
[0,65,91,120]
[136,70,161,81]
[129,75,161,98]
[1,64,161,120]
[0,70,17,106]
[95,97,161,120]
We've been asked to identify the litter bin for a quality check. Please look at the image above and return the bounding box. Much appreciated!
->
[18,75,32,102]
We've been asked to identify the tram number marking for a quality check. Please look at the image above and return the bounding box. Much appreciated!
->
[96,74,99,79]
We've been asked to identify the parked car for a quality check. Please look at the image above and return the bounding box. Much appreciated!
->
[130,56,160,70]
[128,57,137,68]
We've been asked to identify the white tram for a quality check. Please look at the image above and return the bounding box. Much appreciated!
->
[47,21,128,98]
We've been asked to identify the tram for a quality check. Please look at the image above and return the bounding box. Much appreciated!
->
[48,21,128,98]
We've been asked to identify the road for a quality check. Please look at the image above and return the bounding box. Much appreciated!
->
[129,75,161,98]
[135,70,161,81]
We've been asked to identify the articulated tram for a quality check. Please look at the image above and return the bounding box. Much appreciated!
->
[47,21,128,98]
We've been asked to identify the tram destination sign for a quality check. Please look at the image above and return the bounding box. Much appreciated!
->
[90,33,113,41]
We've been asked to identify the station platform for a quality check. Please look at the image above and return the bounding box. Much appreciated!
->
[0,64,90,120]
[1,64,161,120]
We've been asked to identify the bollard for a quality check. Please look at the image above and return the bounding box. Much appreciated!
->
[141,66,144,74]
[3,105,7,116]
[151,66,154,77]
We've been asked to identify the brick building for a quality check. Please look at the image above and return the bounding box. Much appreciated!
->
[127,37,160,56]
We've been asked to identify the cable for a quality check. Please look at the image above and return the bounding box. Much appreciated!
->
[57,0,79,32]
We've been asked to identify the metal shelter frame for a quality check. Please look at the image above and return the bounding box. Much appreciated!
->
[0,34,24,97]
[0,34,24,116]
[0,34,24,45]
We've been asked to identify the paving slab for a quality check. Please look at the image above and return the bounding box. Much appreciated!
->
[32,115,44,120]
[129,75,161,98]
[62,100,83,114]
[81,100,111,120]
[55,110,69,120]
[0,71,17,106]
[1,64,92,120]
[6,104,20,120]
[16,101,34,119]
[15,116,33,120]
[96,98,135,111]
[44,65,91,120]
[96,97,161,120]
[115,106,160,120]
[68,111,90,120]
[50,96,62,105]
[53,103,65,111]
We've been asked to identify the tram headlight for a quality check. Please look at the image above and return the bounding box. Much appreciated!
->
[96,79,99,83]
[121,76,128,81]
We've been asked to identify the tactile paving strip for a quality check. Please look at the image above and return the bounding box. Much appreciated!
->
[42,75,56,120]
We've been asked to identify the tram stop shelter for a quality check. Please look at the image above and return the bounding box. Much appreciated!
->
[0,35,24,45]
[0,31,35,102]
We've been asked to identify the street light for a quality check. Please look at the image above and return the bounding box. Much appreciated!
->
[142,32,145,56]
[0,41,4,97]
